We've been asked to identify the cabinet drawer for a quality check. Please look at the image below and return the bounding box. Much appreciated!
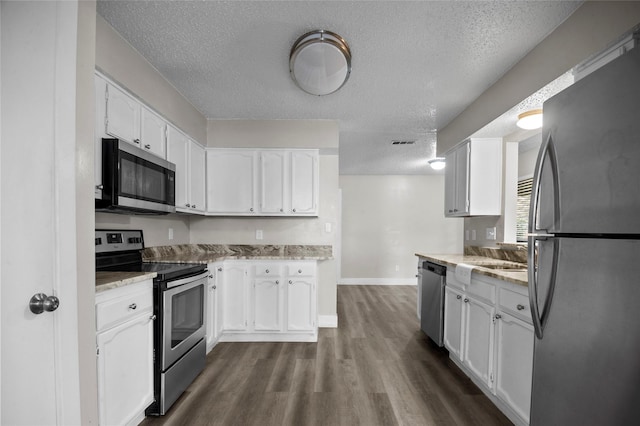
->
[467,278,496,304]
[96,286,153,332]
[287,263,316,277]
[253,264,282,277]
[499,287,531,322]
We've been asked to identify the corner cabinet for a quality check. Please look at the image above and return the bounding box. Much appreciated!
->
[206,148,319,216]
[444,138,502,217]
[444,270,533,426]
[95,280,154,426]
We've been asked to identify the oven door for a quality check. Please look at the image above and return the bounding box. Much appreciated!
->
[161,272,207,369]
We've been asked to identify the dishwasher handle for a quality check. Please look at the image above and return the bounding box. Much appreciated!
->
[423,261,446,276]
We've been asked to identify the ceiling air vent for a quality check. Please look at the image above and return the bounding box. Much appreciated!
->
[391,140,415,145]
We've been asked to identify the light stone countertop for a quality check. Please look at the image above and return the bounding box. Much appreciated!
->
[415,253,528,287]
[96,271,157,293]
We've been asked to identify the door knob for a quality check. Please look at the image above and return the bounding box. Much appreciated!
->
[29,293,60,314]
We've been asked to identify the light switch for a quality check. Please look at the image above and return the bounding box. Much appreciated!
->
[168,228,174,240]
[325,222,332,233]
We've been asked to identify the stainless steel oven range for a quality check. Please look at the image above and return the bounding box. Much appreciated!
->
[95,229,207,416]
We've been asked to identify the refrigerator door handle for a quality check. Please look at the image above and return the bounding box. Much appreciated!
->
[528,235,559,339]
[529,133,559,235]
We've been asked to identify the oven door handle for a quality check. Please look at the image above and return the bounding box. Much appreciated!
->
[166,271,210,289]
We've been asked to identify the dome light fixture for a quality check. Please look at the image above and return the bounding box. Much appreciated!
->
[428,157,446,170]
[289,30,352,96]
[517,108,543,130]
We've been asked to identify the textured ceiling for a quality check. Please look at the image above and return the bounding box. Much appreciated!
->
[96,0,581,175]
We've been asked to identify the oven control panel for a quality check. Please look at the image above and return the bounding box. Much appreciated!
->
[95,229,144,254]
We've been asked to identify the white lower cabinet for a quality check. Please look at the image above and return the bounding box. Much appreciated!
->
[212,260,317,341]
[95,280,154,426]
[444,271,533,426]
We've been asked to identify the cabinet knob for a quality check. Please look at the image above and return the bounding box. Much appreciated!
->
[463,298,469,303]
[218,267,222,272]
[149,314,156,321]
[289,280,293,285]
[456,295,462,300]
[265,269,270,274]
[129,303,137,310]
[495,314,502,320]
[453,209,458,212]
[280,208,283,212]
[96,184,104,190]
[517,304,526,311]
[250,208,254,212]
[275,280,280,285]
[133,139,140,144]
[209,274,213,279]
[292,208,297,213]
[144,144,151,149]
[298,269,302,274]
[213,285,217,290]
[192,204,196,209]
[186,203,191,207]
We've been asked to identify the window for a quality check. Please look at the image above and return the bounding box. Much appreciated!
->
[516,177,533,242]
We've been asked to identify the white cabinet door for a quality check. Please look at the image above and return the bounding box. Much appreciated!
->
[260,151,286,214]
[207,150,257,214]
[253,278,282,331]
[290,150,318,215]
[453,142,470,215]
[286,277,315,331]
[444,285,464,360]
[105,83,140,145]
[443,148,457,216]
[189,141,206,213]
[96,313,154,426]
[206,264,223,353]
[495,312,534,424]
[140,105,167,158]
[221,263,249,331]
[463,295,495,389]
[167,126,190,211]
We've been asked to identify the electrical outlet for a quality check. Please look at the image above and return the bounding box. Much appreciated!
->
[256,230,263,240]
[486,227,497,240]
[325,222,332,233]
[168,228,174,240]
[471,229,477,241]
[395,264,400,272]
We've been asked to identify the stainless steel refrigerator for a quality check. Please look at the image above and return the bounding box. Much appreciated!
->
[528,46,640,425]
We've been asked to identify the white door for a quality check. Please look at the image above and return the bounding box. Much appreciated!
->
[286,278,315,331]
[260,151,286,214]
[206,149,257,214]
[106,83,140,145]
[140,105,166,158]
[1,2,83,424]
[463,295,495,388]
[253,279,281,331]
[443,286,464,360]
[166,126,190,210]
[221,263,248,331]
[189,141,206,213]
[290,150,318,215]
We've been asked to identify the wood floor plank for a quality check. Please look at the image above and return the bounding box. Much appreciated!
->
[141,285,512,426]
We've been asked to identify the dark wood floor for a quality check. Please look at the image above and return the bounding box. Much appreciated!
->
[142,285,512,426]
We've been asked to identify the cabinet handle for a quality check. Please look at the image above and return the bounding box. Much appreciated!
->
[266,269,270,274]
[133,139,140,144]
[463,298,469,303]
[292,208,297,213]
[144,144,151,149]
[495,314,502,320]
[453,209,458,212]
[280,208,283,212]
[209,274,213,279]
[298,269,302,274]
[129,303,137,310]
[96,184,104,190]
[289,280,293,285]
[275,280,280,285]
[186,203,191,208]
[218,267,222,272]
[213,285,217,290]
[149,314,156,321]
[456,295,462,300]
[192,204,196,208]
[250,208,254,212]
[448,209,453,213]
[517,304,526,311]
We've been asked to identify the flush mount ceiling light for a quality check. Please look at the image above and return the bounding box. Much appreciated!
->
[516,108,543,130]
[428,157,446,170]
[289,30,352,96]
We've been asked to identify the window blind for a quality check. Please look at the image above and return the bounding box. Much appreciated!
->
[516,177,533,242]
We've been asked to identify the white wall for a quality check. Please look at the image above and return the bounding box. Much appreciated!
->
[340,175,463,284]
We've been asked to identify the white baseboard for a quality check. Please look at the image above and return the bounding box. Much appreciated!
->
[338,278,417,286]
[318,314,338,328]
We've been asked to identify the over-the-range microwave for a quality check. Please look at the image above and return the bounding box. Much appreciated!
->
[96,138,176,215]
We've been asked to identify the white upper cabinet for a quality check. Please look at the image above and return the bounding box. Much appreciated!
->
[105,83,140,145]
[140,105,167,158]
[167,125,205,214]
[207,148,318,216]
[444,138,502,217]
[206,149,258,214]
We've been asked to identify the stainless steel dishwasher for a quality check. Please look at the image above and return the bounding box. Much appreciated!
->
[419,261,446,346]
